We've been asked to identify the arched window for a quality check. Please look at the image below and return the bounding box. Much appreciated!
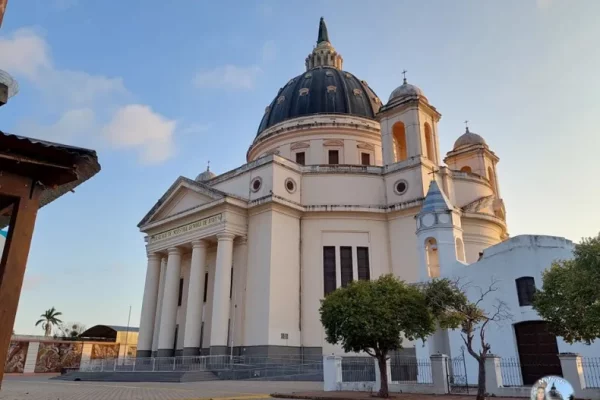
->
[392,122,408,162]
[460,166,472,174]
[425,238,440,278]
[515,277,536,306]
[455,238,465,262]
[424,123,435,161]
[488,166,497,193]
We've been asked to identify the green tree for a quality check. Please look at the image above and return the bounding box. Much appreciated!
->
[54,322,86,340]
[35,307,63,337]
[533,234,600,344]
[423,278,511,400]
[319,275,440,398]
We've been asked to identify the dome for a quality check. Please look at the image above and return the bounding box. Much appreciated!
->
[453,128,487,149]
[195,166,216,182]
[388,78,426,103]
[256,66,381,136]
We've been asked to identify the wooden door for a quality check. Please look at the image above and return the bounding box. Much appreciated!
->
[515,321,563,385]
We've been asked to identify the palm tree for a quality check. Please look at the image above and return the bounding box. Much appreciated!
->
[35,307,62,336]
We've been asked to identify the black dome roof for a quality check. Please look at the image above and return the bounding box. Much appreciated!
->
[256,66,381,136]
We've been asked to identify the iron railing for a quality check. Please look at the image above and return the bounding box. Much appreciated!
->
[390,356,432,384]
[341,357,376,382]
[499,357,524,387]
[582,357,600,388]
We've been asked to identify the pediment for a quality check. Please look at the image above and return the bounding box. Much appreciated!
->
[138,177,225,228]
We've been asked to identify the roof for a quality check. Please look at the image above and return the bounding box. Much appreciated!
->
[255,66,381,137]
[421,179,454,213]
[107,325,139,333]
[0,131,101,228]
[79,324,139,341]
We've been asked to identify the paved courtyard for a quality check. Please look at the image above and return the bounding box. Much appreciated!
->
[0,375,321,400]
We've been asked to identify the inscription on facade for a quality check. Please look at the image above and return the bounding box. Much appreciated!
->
[149,214,223,243]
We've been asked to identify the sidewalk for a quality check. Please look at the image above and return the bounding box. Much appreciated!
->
[271,392,521,400]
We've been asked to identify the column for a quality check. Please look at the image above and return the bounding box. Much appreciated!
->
[559,353,586,399]
[151,257,167,354]
[484,354,503,396]
[231,237,248,355]
[323,355,342,391]
[183,240,208,356]
[209,233,235,355]
[157,247,182,357]
[136,253,161,357]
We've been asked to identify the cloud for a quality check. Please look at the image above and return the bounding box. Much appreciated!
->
[262,40,276,64]
[18,108,96,144]
[0,28,50,79]
[1,27,188,164]
[103,104,176,164]
[193,65,261,90]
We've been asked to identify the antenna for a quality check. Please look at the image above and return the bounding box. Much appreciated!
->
[0,69,19,107]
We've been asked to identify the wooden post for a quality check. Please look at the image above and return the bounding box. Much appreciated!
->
[0,173,41,389]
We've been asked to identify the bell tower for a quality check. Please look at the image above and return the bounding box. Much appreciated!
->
[378,73,441,167]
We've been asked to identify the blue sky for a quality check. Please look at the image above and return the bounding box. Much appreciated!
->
[1,0,599,335]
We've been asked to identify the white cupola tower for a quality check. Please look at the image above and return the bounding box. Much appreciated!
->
[377,74,442,167]
[416,178,466,281]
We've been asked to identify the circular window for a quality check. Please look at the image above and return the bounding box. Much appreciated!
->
[285,178,296,193]
[394,180,408,195]
[251,177,262,192]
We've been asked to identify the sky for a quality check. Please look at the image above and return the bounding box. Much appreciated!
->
[1,0,599,335]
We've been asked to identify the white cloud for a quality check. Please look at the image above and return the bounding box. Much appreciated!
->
[262,40,276,64]
[18,108,96,144]
[41,69,127,107]
[103,104,176,164]
[0,28,50,79]
[193,64,261,90]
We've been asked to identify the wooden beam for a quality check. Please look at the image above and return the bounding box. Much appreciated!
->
[0,175,41,389]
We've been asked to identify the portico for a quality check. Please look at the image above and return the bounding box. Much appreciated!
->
[136,194,248,357]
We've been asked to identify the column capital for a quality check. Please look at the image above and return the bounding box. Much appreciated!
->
[216,233,235,242]
[167,247,182,256]
[235,236,248,245]
[191,239,208,249]
[147,253,161,261]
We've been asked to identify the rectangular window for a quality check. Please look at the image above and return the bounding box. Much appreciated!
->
[323,246,336,295]
[340,246,353,287]
[203,272,208,303]
[357,247,370,281]
[516,277,536,306]
[328,150,339,165]
[230,266,233,299]
[361,153,371,166]
[178,277,184,306]
[295,152,306,165]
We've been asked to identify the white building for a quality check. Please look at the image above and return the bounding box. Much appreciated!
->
[136,18,579,367]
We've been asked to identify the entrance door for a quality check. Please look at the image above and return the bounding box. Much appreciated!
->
[514,321,562,385]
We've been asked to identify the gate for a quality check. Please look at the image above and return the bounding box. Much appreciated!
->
[447,348,469,394]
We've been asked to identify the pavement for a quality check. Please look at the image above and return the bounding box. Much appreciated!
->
[0,375,322,400]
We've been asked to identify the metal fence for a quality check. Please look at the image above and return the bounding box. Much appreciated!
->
[390,356,432,384]
[79,354,323,380]
[582,357,600,388]
[499,357,524,387]
[341,357,376,382]
[447,356,469,393]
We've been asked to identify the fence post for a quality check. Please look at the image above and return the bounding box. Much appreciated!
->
[101,359,104,372]
[323,355,342,391]
[173,357,176,371]
[430,354,449,394]
[152,357,155,372]
[559,353,586,399]
[484,354,502,396]
[113,358,117,372]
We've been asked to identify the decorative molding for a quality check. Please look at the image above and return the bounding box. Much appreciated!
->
[284,178,297,194]
[353,88,363,96]
[323,139,344,147]
[277,95,285,104]
[356,141,375,150]
[250,177,262,193]
[299,88,309,96]
[265,149,280,156]
[290,141,310,150]
[327,85,337,93]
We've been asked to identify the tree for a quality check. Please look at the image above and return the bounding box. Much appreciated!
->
[319,275,439,398]
[35,307,63,337]
[54,322,86,340]
[423,278,512,400]
[533,234,600,344]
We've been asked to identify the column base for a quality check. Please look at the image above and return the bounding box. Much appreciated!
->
[209,346,229,356]
[183,347,200,356]
[136,350,152,358]
[156,348,175,357]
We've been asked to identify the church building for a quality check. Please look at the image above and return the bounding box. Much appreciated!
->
[135,18,586,369]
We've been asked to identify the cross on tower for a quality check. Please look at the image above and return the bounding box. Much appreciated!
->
[464,120,469,132]
[402,69,408,84]
[207,160,211,171]
[428,166,439,176]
